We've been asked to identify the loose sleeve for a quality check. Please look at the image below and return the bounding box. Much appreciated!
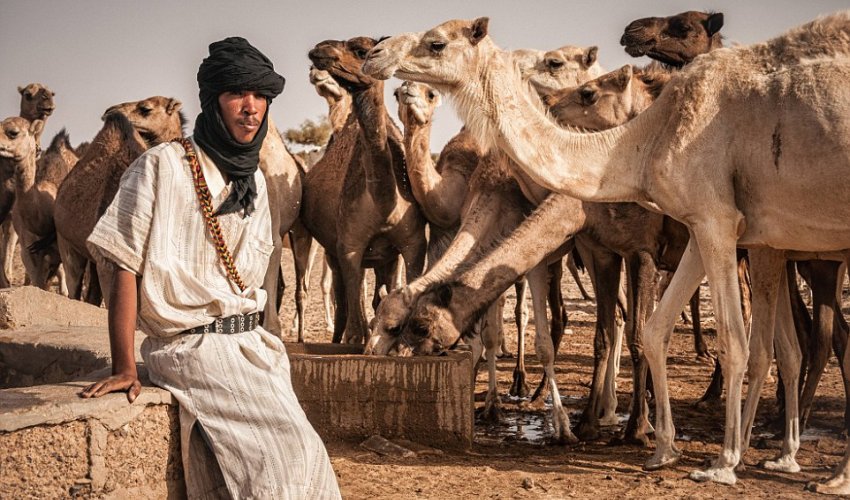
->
[86,150,160,275]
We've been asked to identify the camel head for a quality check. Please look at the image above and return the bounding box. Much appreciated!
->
[393,283,463,356]
[18,83,55,121]
[513,46,603,94]
[365,288,416,355]
[0,117,43,162]
[309,65,346,101]
[545,64,672,130]
[309,37,383,92]
[394,81,441,127]
[363,17,492,92]
[102,96,185,147]
[620,11,724,68]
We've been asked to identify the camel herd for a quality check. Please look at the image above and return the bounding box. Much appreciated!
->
[2,8,850,494]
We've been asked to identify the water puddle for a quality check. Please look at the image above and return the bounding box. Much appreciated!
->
[475,409,554,446]
[801,426,836,442]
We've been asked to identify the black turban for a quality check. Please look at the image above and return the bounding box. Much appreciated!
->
[193,37,285,217]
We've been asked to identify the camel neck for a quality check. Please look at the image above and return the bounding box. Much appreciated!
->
[351,83,397,198]
[328,94,352,133]
[455,46,648,203]
[402,120,441,216]
[13,154,37,193]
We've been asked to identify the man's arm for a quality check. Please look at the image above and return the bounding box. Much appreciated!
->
[79,268,142,402]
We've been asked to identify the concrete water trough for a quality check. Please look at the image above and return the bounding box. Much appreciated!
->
[0,287,474,497]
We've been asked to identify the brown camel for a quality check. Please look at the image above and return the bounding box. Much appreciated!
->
[54,97,185,305]
[303,36,427,344]
[364,13,850,487]
[17,83,55,147]
[620,10,724,68]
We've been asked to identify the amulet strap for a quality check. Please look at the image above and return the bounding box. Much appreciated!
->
[174,137,247,292]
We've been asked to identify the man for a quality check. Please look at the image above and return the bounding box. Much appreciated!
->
[80,37,341,499]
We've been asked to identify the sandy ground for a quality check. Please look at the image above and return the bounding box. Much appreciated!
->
[14,243,850,499]
[272,247,850,499]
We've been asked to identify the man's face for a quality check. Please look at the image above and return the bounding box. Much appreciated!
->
[217,90,268,143]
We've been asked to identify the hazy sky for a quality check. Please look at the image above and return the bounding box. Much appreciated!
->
[1,1,847,151]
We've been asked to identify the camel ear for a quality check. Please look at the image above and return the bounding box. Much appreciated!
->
[435,284,453,307]
[704,13,724,37]
[469,17,489,46]
[166,98,183,115]
[17,86,25,95]
[29,119,44,137]
[583,46,598,68]
[615,65,633,90]
[378,285,388,299]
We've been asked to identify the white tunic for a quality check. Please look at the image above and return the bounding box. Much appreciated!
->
[87,138,341,499]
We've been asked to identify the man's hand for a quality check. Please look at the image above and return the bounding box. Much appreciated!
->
[80,372,142,402]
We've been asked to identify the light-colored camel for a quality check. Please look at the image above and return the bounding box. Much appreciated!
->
[54,97,185,305]
[363,14,850,487]
[0,84,58,288]
[303,37,427,344]
[367,45,604,439]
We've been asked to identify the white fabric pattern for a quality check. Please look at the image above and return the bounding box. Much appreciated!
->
[87,139,341,499]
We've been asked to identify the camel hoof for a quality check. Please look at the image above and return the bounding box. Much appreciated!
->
[599,413,620,427]
[689,466,737,485]
[554,431,579,446]
[696,352,715,365]
[763,456,801,473]
[497,351,515,359]
[644,450,681,471]
[509,371,530,398]
[617,431,652,448]
[807,476,850,495]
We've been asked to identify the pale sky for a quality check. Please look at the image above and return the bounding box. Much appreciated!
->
[1,1,847,152]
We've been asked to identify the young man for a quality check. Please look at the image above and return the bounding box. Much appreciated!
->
[80,37,341,499]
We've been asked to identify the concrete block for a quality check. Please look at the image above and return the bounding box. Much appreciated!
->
[0,286,107,330]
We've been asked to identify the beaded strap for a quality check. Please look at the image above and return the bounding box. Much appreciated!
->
[175,138,247,292]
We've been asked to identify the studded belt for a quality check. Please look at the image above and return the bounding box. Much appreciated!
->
[182,312,260,335]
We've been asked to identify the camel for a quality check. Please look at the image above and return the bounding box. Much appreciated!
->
[17,83,55,148]
[620,10,724,68]
[302,36,428,344]
[0,84,58,288]
[363,13,850,487]
[368,45,605,440]
[54,97,185,305]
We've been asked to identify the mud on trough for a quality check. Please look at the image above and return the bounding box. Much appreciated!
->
[3,248,849,498]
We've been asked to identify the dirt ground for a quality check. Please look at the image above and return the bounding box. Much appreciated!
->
[271,248,850,499]
[13,244,850,499]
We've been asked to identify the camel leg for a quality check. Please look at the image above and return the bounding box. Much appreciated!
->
[527,263,577,444]
[289,224,315,341]
[510,281,529,397]
[831,266,850,433]
[602,266,627,425]
[685,223,749,486]
[505,279,527,359]
[644,238,705,471]
[620,252,656,447]
[530,257,571,402]
[95,261,116,309]
[576,247,621,441]
[85,261,103,306]
[56,263,68,296]
[738,249,800,474]
[322,257,335,333]
[808,257,850,495]
[337,245,368,344]
[327,255,347,344]
[691,288,712,360]
[799,260,842,431]
[478,301,503,422]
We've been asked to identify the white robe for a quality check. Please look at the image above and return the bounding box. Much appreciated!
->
[88,138,341,499]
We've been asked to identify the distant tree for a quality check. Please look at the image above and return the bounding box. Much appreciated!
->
[284,115,332,149]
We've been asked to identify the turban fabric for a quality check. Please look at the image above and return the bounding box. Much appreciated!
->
[193,37,285,217]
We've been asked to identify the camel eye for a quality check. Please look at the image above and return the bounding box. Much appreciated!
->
[139,105,152,116]
[355,49,368,59]
[387,324,402,335]
[25,93,33,101]
[546,58,565,70]
[427,91,435,100]
[7,129,19,139]
[430,41,446,53]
